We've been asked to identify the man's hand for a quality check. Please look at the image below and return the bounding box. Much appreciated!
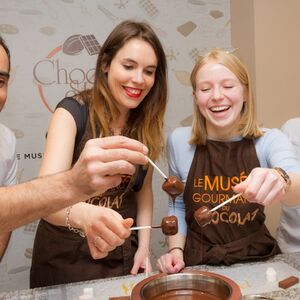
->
[71,136,148,197]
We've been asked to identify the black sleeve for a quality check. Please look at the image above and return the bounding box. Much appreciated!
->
[55,97,88,148]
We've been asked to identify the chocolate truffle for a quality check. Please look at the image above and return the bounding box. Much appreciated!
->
[161,215,178,236]
[194,206,212,227]
[162,176,185,201]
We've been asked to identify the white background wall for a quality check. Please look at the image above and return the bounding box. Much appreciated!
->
[0,0,231,292]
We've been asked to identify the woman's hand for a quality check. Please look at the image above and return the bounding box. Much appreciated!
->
[130,247,152,275]
[156,251,185,274]
[233,167,286,206]
[82,205,133,259]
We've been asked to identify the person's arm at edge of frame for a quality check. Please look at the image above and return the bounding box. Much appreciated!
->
[233,129,300,206]
[280,173,300,206]
[280,120,300,206]
[0,127,18,259]
[0,170,84,233]
[264,128,300,206]
[0,137,149,233]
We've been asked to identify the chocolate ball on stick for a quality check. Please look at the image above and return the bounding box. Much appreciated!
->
[162,176,185,201]
[161,215,178,236]
[146,158,184,201]
[130,216,178,236]
[194,206,212,227]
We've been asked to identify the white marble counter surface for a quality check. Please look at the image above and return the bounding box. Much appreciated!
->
[1,253,300,300]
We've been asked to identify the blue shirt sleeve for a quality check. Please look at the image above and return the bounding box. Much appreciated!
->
[167,127,195,236]
[255,128,300,173]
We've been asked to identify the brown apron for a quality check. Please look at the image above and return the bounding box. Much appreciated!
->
[183,139,280,267]
[30,118,147,288]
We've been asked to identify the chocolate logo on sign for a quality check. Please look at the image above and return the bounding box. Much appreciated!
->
[33,34,101,112]
[63,34,101,56]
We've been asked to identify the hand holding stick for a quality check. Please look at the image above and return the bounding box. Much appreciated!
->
[147,157,185,201]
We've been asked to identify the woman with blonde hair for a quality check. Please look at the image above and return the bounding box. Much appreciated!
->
[157,49,300,274]
[30,20,168,287]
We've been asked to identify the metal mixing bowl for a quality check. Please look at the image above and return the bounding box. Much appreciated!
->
[131,270,242,300]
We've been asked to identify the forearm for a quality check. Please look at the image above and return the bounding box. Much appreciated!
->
[167,233,186,258]
[168,233,186,249]
[43,201,91,228]
[135,166,153,250]
[136,195,153,250]
[0,170,87,233]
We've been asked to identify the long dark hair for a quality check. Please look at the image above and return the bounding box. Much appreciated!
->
[78,20,168,160]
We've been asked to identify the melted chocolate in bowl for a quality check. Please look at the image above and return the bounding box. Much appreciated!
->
[151,289,220,299]
[131,271,242,300]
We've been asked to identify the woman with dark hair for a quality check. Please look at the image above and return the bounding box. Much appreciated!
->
[30,20,168,287]
[0,34,148,259]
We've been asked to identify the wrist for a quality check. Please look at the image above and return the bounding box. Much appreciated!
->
[138,242,151,252]
[60,170,87,205]
[168,246,184,257]
[273,167,291,192]
[65,206,85,237]
[137,246,151,256]
[65,203,91,238]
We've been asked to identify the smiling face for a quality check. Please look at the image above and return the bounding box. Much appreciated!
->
[194,62,246,140]
[106,38,157,117]
[0,45,9,112]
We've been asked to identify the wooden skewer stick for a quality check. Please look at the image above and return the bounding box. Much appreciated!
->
[145,256,149,277]
[210,193,242,212]
[147,157,168,179]
[130,224,161,231]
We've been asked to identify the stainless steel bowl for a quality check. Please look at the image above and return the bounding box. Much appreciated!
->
[131,270,242,300]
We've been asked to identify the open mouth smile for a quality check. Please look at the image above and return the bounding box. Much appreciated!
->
[124,87,142,98]
[209,105,230,113]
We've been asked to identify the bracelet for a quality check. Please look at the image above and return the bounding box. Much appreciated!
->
[65,206,86,238]
[168,247,184,253]
[273,167,291,192]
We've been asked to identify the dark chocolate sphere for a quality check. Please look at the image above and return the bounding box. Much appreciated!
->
[194,206,212,227]
[162,176,185,200]
[161,215,178,236]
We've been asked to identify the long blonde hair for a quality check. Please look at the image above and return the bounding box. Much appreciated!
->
[189,49,262,145]
[78,20,168,160]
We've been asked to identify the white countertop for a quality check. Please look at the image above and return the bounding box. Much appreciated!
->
[1,253,300,300]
